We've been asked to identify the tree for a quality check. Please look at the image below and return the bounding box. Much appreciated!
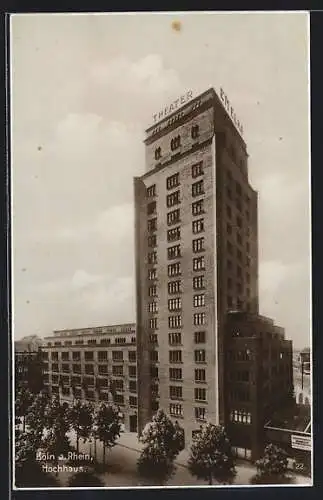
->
[137,409,184,485]
[69,400,94,454]
[252,444,289,484]
[15,387,34,432]
[94,403,121,466]
[25,390,51,450]
[188,423,236,485]
[42,397,72,473]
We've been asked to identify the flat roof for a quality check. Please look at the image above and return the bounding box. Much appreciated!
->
[265,405,310,433]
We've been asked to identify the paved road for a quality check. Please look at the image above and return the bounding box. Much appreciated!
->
[54,432,311,487]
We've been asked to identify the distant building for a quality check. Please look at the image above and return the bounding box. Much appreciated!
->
[15,349,44,394]
[41,324,138,432]
[15,335,43,353]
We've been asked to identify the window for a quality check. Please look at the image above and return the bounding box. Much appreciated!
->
[227,187,232,200]
[170,403,183,417]
[88,339,97,345]
[193,294,205,307]
[168,244,181,260]
[72,364,81,374]
[85,364,94,374]
[227,241,233,254]
[192,180,204,197]
[194,331,206,344]
[166,172,180,190]
[75,340,84,345]
[227,277,232,290]
[85,352,94,361]
[154,147,162,160]
[54,342,62,346]
[237,282,243,295]
[169,368,182,380]
[227,259,232,270]
[195,368,206,382]
[129,396,137,407]
[168,262,181,277]
[246,241,250,253]
[195,349,206,363]
[150,366,159,378]
[237,233,243,246]
[150,350,158,362]
[146,184,156,198]
[191,125,200,140]
[114,394,124,405]
[192,199,204,216]
[195,388,207,401]
[152,401,159,412]
[148,301,158,313]
[97,351,107,361]
[227,222,232,234]
[112,351,123,362]
[167,209,180,226]
[148,285,157,297]
[167,226,181,242]
[115,337,126,344]
[167,190,180,207]
[51,352,58,360]
[147,218,157,232]
[148,268,157,280]
[148,234,157,247]
[193,256,205,271]
[236,181,242,196]
[149,318,158,329]
[169,350,182,363]
[61,352,69,361]
[170,386,182,400]
[112,365,123,376]
[64,341,72,346]
[195,407,206,420]
[52,375,59,384]
[62,363,69,373]
[98,365,108,374]
[168,298,182,311]
[129,366,137,378]
[168,280,181,294]
[236,199,242,212]
[193,275,205,290]
[149,334,158,344]
[227,205,232,219]
[170,136,181,152]
[191,161,203,179]
[147,201,156,215]
[246,287,250,298]
[237,249,242,261]
[227,296,233,308]
[230,410,252,424]
[237,265,242,278]
[192,218,204,234]
[168,315,182,328]
[193,237,204,253]
[100,338,111,345]
[129,380,137,393]
[168,332,182,345]
[128,351,136,362]
[148,251,157,264]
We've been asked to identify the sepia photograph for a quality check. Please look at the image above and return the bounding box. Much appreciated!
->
[11,11,312,489]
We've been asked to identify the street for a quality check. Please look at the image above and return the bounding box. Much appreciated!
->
[51,431,311,487]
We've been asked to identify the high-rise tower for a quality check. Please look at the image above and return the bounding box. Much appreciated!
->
[134,88,259,442]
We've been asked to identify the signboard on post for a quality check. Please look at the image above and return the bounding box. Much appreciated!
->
[291,434,311,451]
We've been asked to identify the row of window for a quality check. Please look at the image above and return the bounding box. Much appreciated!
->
[46,336,136,347]
[148,349,207,364]
[149,313,206,330]
[46,364,137,377]
[169,404,207,419]
[48,351,136,362]
[149,275,205,293]
[230,410,252,424]
[152,125,201,162]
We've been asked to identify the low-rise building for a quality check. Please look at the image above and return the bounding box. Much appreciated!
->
[41,323,138,432]
[224,311,294,460]
[15,349,44,394]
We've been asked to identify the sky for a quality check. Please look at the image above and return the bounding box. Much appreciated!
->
[11,12,310,348]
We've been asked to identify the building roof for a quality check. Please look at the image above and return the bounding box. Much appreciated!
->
[265,405,310,433]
